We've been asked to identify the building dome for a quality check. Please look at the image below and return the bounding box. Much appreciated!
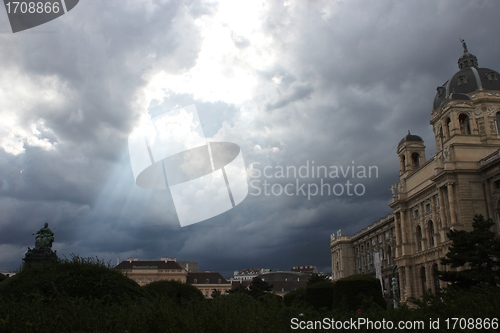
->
[398,131,423,147]
[433,41,500,111]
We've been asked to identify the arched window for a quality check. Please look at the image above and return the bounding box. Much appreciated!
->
[412,152,420,168]
[428,220,435,247]
[416,225,423,252]
[459,113,471,134]
[445,117,451,138]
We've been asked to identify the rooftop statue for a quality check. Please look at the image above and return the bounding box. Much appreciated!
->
[460,38,468,53]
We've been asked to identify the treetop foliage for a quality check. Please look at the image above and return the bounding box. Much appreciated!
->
[440,214,500,288]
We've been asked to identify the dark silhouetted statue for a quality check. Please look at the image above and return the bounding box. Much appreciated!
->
[23,222,58,267]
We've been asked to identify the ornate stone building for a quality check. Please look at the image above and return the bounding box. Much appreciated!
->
[115,258,188,286]
[330,43,500,301]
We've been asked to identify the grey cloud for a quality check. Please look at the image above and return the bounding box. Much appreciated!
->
[1,0,500,277]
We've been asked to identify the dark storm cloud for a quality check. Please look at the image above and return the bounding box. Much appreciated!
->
[1,0,500,277]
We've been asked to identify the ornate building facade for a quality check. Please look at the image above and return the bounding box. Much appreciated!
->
[330,43,500,301]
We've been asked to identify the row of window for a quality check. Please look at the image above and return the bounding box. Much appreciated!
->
[354,228,395,255]
[415,220,436,251]
[193,278,223,284]
[412,196,439,218]
[354,246,394,272]
[134,277,183,283]
[438,111,500,142]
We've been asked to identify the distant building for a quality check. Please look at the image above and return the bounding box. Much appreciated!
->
[115,258,187,286]
[330,44,500,301]
[231,268,271,281]
[259,271,310,296]
[115,258,229,298]
[291,265,318,274]
[177,261,199,272]
[186,272,231,298]
[230,270,311,297]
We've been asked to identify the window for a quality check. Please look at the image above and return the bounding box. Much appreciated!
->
[194,279,197,283]
[416,225,423,252]
[486,71,498,81]
[445,117,451,138]
[438,126,444,149]
[428,220,435,247]
[459,113,471,134]
[457,75,468,86]
[412,152,420,168]
[421,267,427,294]
[425,203,431,213]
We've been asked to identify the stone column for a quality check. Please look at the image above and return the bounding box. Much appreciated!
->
[395,213,401,247]
[419,202,426,251]
[404,266,413,299]
[447,183,458,226]
[431,195,439,244]
[438,186,447,241]
[401,210,408,244]
[425,264,432,295]
[398,266,404,302]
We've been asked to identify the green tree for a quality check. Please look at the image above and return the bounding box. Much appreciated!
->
[440,214,500,288]
[211,289,221,298]
[306,273,329,286]
[247,277,273,299]
[142,280,204,304]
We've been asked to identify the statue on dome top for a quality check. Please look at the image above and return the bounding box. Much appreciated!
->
[460,38,468,53]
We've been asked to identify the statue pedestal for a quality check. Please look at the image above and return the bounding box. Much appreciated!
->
[23,248,58,268]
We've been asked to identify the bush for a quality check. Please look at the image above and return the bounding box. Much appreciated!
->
[0,256,146,305]
[142,279,205,304]
[304,281,335,310]
[283,287,306,307]
[332,274,386,312]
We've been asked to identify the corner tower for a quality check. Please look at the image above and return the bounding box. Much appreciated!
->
[397,131,426,176]
[430,39,500,161]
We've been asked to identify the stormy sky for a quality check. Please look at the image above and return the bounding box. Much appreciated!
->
[1,0,500,277]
